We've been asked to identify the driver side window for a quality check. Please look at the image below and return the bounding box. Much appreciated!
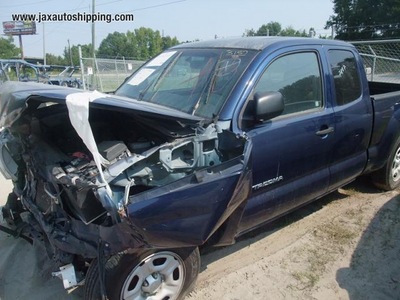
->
[253,51,323,116]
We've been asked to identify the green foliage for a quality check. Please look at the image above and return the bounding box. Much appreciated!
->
[257,21,282,36]
[162,36,180,50]
[0,36,20,58]
[244,22,312,37]
[63,44,91,66]
[45,53,65,65]
[97,27,179,60]
[245,21,282,36]
[243,28,256,37]
[327,0,400,40]
[280,26,308,37]
[97,31,131,58]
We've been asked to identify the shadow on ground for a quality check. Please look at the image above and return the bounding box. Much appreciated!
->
[336,192,400,299]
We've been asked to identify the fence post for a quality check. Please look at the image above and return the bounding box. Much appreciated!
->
[94,55,103,92]
[123,56,127,75]
[78,46,86,90]
[368,45,377,82]
[114,58,119,85]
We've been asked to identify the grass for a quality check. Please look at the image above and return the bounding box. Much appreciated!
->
[291,271,320,289]
[315,222,358,245]
[287,217,360,290]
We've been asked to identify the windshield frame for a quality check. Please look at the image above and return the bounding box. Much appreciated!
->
[115,47,258,119]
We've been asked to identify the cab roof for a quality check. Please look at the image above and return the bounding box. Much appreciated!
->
[173,36,351,51]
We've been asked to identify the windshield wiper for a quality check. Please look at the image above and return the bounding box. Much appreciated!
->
[190,53,223,114]
[138,53,182,101]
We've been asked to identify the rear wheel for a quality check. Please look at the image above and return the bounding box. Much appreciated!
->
[371,137,400,190]
[85,247,200,300]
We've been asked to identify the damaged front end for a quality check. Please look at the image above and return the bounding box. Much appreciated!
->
[0,82,251,287]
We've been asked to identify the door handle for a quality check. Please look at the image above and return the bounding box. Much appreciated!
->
[316,126,334,136]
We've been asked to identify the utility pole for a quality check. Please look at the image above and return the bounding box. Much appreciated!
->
[91,0,96,89]
[68,39,73,66]
[18,34,24,59]
[91,0,95,58]
[43,23,46,65]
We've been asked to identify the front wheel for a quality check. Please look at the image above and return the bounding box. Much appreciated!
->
[371,137,400,190]
[85,247,200,300]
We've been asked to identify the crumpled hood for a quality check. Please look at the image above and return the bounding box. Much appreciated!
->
[0,81,73,128]
[0,81,205,129]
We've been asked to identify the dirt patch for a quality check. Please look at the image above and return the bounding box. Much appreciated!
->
[1,178,399,299]
[188,179,400,299]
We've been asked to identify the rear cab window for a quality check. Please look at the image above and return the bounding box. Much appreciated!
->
[328,50,362,105]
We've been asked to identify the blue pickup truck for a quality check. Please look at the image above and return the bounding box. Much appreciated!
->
[1,37,400,299]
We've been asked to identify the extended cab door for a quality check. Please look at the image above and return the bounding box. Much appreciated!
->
[237,48,336,233]
[326,49,373,189]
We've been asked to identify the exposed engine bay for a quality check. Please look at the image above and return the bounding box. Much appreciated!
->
[0,90,247,273]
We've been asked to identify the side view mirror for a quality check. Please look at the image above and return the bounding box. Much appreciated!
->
[255,91,284,121]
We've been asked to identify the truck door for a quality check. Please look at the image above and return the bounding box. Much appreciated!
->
[237,49,336,233]
[326,49,373,189]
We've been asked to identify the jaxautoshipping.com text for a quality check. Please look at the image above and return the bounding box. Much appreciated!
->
[12,12,134,23]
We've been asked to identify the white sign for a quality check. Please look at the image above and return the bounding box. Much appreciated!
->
[127,68,155,86]
[147,51,177,67]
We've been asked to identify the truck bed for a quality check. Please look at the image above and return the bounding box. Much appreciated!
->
[369,81,400,95]
[366,81,400,173]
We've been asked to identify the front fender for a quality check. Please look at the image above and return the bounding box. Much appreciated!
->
[126,139,252,248]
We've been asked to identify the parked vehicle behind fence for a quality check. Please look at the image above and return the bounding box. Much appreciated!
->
[0,59,81,88]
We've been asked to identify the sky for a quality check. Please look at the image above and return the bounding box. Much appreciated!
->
[0,0,335,58]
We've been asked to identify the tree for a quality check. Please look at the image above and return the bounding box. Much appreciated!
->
[243,28,256,37]
[62,43,92,66]
[45,53,65,65]
[162,36,180,50]
[326,0,400,40]
[245,21,282,36]
[0,36,20,58]
[97,31,132,58]
[97,28,180,60]
[280,26,308,37]
[244,22,312,37]
[257,21,282,36]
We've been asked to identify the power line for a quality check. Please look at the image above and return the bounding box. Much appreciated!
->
[121,0,188,13]
[0,0,53,8]
[96,0,123,7]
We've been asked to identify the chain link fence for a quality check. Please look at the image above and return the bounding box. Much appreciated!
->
[352,39,400,83]
[78,41,400,92]
[80,57,145,92]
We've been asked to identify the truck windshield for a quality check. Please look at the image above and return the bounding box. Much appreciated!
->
[115,48,257,118]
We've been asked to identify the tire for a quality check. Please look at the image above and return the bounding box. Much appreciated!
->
[371,136,400,190]
[84,247,200,300]
[70,81,80,89]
